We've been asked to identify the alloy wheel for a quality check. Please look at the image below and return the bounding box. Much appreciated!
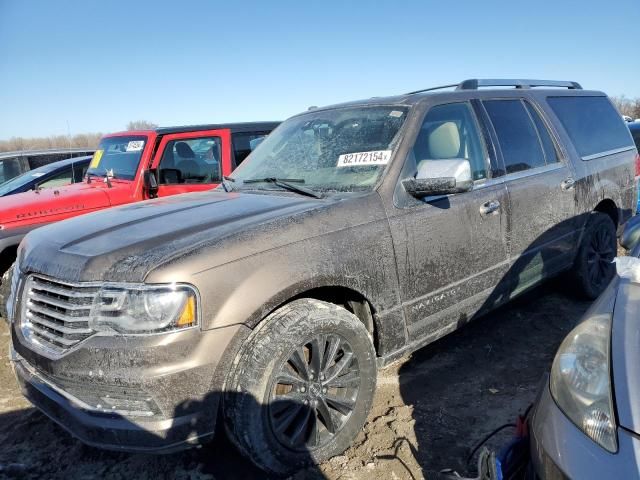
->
[268,333,361,451]
[586,225,616,290]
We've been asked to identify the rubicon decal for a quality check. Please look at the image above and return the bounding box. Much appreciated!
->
[16,204,86,219]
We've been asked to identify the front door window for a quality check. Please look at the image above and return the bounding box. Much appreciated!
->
[158,137,222,185]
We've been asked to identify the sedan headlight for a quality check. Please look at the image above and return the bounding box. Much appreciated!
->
[90,284,198,334]
[550,313,617,452]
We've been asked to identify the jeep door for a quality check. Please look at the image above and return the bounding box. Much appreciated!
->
[151,129,232,197]
[387,101,509,341]
[480,98,578,296]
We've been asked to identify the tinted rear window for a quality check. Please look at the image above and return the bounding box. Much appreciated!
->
[547,96,633,159]
[484,99,546,174]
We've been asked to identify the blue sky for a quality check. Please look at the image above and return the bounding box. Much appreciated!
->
[1,0,638,139]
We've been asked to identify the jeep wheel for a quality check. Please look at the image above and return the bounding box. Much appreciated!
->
[570,212,617,299]
[224,299,377,475]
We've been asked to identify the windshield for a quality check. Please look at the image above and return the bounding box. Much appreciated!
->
[87,135,147,180]
[0,157,24,184]
[231,106,408,192]
[0,165,53,195]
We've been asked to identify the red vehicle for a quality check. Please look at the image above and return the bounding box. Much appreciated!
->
[0,122,279,274]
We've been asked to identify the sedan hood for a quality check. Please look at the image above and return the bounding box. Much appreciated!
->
[611,279,640,435]
[20,190,354,282]
[0,182,111,227]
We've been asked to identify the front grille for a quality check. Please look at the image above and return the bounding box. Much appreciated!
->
[20,275,99,355]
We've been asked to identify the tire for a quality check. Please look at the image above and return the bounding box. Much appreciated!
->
[570,212,617,299]
[224,298,377,476]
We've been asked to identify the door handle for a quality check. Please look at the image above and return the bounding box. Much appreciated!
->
[560,177,575,191]
[479,200,501,216]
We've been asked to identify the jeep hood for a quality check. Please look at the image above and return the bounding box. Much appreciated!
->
[0,182,112,227]
[20,190,380,283]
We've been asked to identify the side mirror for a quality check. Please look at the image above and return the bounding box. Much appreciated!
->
[143,169,159,199]
[402,159,473,199]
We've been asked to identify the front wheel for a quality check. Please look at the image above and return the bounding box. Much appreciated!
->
[224,299,377,475]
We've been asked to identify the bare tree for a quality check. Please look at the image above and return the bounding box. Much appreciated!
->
[126,120,158,130]
[611,96,640,119]
[0,132,103,153]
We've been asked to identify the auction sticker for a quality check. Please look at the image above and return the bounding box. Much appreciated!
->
[89,150,103,169]
[126,140,145,152]
[337,150,391,168]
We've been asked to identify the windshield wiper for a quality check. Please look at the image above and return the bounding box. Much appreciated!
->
[242,177,322,199]
[221,176,235,192]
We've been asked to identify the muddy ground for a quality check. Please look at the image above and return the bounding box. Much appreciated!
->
[0,282,590,480]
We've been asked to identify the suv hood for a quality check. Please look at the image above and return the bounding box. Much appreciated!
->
[0,182,112,227]
[20,190,378,283]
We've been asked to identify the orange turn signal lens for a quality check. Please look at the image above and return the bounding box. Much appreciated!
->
[176,295,196,327]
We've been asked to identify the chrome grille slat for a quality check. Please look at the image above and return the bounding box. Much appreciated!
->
[28,324,79,346]
[20,274,98,354]
[26,303,91,323]
[27,291,92,310]
[30,279,98,299]
[26,312,93,335]
[28,334,67,354]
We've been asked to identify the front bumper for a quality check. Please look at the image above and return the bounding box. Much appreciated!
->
[11,321,248,453]
[530,375,640,479]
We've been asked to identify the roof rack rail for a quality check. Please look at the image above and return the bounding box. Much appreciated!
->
[407,78,582,95]
[406,83,460,95]
[457,79,582,90]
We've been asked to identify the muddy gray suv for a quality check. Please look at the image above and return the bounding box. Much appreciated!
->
[8,79,638,475]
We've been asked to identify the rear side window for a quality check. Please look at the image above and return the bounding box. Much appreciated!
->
[484,99,547,174]
[232,132,269,167]
[524,102,559,164]
[547,96,634,159]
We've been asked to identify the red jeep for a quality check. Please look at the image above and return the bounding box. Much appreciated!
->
[0,122,279,274]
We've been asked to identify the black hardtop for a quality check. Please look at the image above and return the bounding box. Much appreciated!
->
[303,78,606,115]
[155,122,281,136]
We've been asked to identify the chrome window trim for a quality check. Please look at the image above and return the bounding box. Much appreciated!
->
[581,146,636,161]
[500,162,565,183]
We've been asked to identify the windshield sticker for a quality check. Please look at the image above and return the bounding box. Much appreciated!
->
[337,150,392,168]
[30,172,46,178]
[126,140,144,152]
[89,150,103,169]
[389,110,404,118]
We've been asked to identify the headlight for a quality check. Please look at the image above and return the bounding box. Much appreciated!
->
[90,284,198,334]
[550,313,617,452]
[3,261,20,323]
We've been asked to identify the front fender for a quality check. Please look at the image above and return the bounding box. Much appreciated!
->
[205,220,401,329]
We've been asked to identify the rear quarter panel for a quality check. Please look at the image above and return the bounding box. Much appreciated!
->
[535,93,636,230]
